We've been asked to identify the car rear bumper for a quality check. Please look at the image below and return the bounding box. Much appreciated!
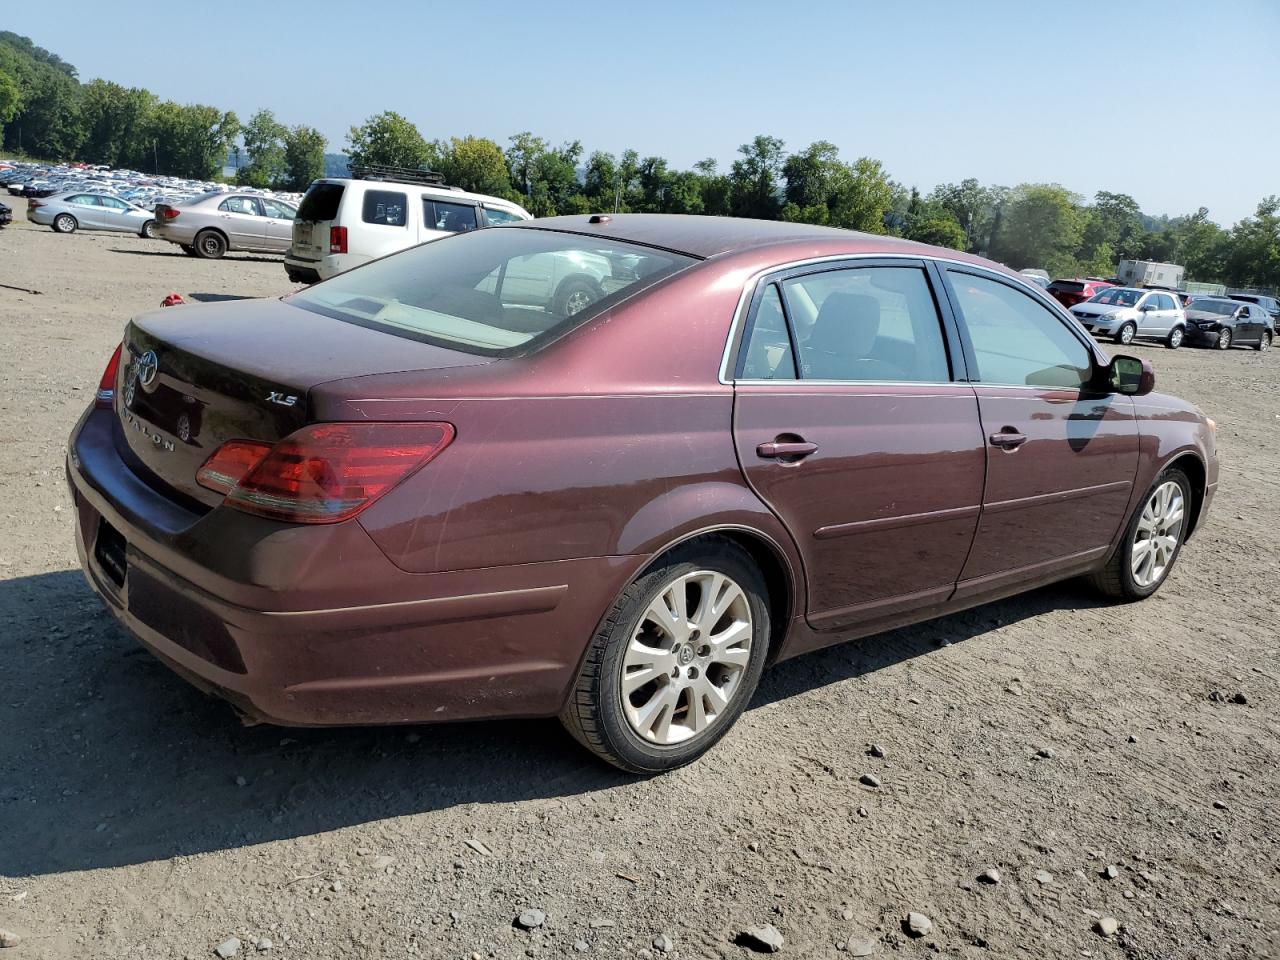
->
[284,252,365,282]
[67,406,638,727]
[154,222,198,245]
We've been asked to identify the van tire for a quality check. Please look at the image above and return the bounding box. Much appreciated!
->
[553,277,601,318]
[194,230,227,259]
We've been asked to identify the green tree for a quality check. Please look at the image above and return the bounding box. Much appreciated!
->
[436,135,512,197]
[730,134,786,220]
[0,69,20,141]
[1223,196,1280,289]
[990,184,1086,275]
[347,111,433,169]
[901,188,966,249]
[828,156,895,233]
[147,101,240,179]
[1078,191,1145,272]
[78,80,154,167]
[929,178,998,252]
[282,125,327,191]
[239,109,288,188]
[693,158,733,217]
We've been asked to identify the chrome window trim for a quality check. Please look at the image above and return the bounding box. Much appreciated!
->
[717,251,1080,387]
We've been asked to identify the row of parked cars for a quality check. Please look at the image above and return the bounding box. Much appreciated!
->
[1032,274,1277,353]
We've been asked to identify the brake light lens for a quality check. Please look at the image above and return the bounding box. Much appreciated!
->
[204,422,454,523]
[27,199,43,210]
[95,343,123,409]
[329,226,347,254]
[196,440,272,494]
[159,206,180,220]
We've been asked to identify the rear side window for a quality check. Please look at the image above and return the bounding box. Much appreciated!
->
[363,190,407,227]
[777,266,950,382]
[949,271,1093,389]
[297,182,344,221]
[219,196,262,216]
[483,208,524,226]
[426,199,479,233]
[739,285,796,379]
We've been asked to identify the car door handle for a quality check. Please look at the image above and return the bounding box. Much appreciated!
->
[989,429,1028,450]
[757,440,818,460]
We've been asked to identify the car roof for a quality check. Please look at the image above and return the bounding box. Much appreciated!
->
[511,213,943,260]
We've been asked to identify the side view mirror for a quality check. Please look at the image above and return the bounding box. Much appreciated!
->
[1107,355,1155,396]
[1139,303,1153,311]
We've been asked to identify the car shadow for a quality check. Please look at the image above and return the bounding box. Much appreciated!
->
[0,568,1103,877]
[108,248,283,264]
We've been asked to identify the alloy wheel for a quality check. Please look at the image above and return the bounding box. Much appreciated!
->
[1131,480,1185,588]
[1120,323,1135,345]
[1217,329,1231,350]
[620,570,753,745]
[565,288,595,315]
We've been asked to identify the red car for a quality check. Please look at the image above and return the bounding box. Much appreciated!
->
[1047,277,1114,308]
[68,216,1218,773]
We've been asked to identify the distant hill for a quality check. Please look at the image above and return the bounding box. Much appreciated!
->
[324,153,350,177]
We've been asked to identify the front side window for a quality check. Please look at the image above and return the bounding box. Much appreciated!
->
[261,199,295,219]
[289,228,694,356]
[739,284,796,379]
[69,195,97,206]
[949,271,1094,389]
[361,190,407,226]
[428,199,479,233]
[777,266,950,382]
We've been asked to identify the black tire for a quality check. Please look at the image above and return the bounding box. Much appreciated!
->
[1114,321,1136,346]
[139,220,157,239]
[1216,328,1232,350]
[560,537,771,774]
[1256,332,1271,352]
[193,229,227,259]
[1166,325,1184,349]
[1088,466,1192,601]
[552,277,601,318]
[52,213,77,234]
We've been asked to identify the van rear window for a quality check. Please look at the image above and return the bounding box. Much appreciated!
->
[363,190,407,227]
[297,182,344,222]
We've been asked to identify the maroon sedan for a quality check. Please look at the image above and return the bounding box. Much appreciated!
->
[68,215,1218,773]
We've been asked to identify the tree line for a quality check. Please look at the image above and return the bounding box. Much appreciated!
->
[2,31,1276,291]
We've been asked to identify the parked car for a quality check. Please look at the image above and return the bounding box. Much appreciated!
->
[1226,293,1280,329]
[68,215,1218,773]
[152,191,298,258]
[1047,277,1113,308]
[27,192,157,237]
[1070,287,1187,347]
[284,166,530,283]
[1184,298,1273,351]
[0,200,11,228]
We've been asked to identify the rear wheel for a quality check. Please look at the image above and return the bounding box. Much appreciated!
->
[139,220,157,239]
[553,277,601,318]
[1216,328,1232,350]
[1256,331,1272,352]
[1166,326,1184,349]
[1114,321,1136,345]
[53,213,77,234]
[194,229,227,259]
[1089,467,1191,601]
[560,538,770,773]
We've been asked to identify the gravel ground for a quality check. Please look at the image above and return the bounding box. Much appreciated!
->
[1,198,1277,959]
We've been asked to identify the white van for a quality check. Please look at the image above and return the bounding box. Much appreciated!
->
[284,165,531,283]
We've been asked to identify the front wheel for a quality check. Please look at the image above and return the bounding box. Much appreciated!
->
[1114,321,1136,346]
[193,229,227,259]
[1256,332,1272,352]
[560,538,771,773]
[1088,467,1191,601]
[53,213,77,234]
[1216,328,1232,350]
[139,220,156,239]
[1166,326,1184,349]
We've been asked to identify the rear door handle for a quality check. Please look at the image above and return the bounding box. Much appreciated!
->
[989,430,1028,450]
[757,440,819,460]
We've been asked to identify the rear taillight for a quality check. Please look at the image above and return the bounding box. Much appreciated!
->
[196,440,272,494]
[95,343,123,409]
[159,206,180,220]
[27,199,43,210]
[329,226,347,254]
[200,422,454,524]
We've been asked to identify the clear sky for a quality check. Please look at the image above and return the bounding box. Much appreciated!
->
[23,0,1279,225]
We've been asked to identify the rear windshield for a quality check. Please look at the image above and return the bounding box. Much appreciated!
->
[297,181,345,222]
[1050,281,1084,292]
[288,228,697,357]
[1089,288,1141,306]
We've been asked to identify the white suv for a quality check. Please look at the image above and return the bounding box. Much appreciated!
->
[284,166,531,283]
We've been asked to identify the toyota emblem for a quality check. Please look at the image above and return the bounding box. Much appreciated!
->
[136,350,159,387]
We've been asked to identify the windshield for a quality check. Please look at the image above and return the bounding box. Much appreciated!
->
[1089,288,1141,306]
[1190,300,1239,316]
[288,228,696,356]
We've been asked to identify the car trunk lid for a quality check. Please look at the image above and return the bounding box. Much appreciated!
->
[114,296,489,508]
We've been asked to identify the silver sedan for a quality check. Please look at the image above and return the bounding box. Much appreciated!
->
[153,191,297,259]
[27,192,157,237]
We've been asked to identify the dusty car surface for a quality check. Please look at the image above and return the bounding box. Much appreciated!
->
[153,191,297,258]
[67,214,1219,773]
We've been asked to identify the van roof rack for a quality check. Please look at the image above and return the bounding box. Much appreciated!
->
[349,163,449,187]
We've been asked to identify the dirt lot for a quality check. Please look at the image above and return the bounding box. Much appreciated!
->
[1,197,1277,959]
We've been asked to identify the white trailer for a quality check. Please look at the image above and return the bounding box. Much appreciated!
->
[1117,259,1185,289]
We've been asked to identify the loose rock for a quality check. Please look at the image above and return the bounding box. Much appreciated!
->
[254,939,272,952]
[1096,916,1120,937]
[735,925,784,953]
[515,909,545,930]
[868,743,885,758]
[1213,800,1228,811]
[905,912,932,937]
[1102,865,1119,880]
[978,867,1001,885]
[652,933,673,953]
[1035,870,1053,885]
[1035,747,1054,759]
[1231,692,1248,705]
[0,930,22,949]
[573,940,590,953]
[856,806,868,818]
[859,773,881,788]
[846,938,877,957]
[214,938,241,959]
